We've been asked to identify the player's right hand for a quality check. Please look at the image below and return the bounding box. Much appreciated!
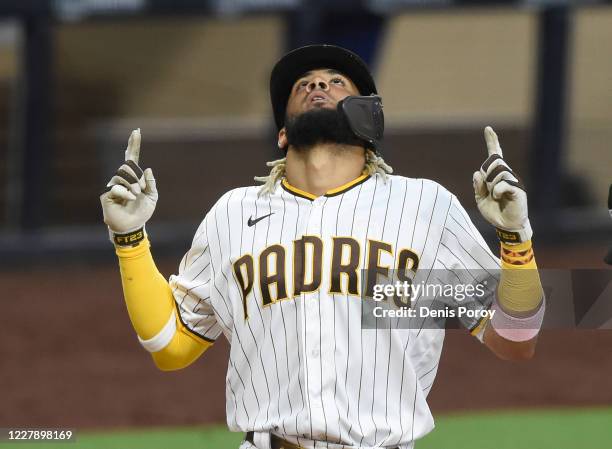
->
[100,129,158,234]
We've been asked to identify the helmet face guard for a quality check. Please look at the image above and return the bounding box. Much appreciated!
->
[337,95,384,152]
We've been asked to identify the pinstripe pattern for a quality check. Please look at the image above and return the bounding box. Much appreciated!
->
[168,174,500,448]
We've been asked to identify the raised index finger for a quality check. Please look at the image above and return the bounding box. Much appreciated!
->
[484,126,503,158]
[125,128,141,164]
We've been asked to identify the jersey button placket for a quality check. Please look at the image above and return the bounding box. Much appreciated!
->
[309,197,324,234]
[304,295,321,397]
[304,199,324,430]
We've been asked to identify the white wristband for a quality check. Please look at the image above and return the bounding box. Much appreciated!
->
[491,296,545,342]
[137,311,177,353]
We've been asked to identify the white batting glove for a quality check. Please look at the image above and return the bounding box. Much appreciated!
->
[100,129,158,245]
[473,126,533,245]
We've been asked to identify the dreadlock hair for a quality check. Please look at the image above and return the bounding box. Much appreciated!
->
[254,149,393,196]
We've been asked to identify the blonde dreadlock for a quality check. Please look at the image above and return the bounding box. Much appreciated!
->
[255,149,393,196]
[254,157,287,196]
[363,148,394,180]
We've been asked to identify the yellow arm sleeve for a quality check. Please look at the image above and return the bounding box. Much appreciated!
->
[116,238,212,370]
[497,240,544,315]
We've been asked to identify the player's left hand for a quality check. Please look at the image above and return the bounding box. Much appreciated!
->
[473,126,533,244]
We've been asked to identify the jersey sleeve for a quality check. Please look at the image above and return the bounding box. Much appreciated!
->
[169,218,223,344]
[436,194,501,335]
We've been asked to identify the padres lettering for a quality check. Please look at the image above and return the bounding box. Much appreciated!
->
[233,235,419,319]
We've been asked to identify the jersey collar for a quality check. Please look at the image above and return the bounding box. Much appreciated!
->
[281,173,370,201]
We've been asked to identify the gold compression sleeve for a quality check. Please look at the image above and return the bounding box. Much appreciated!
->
[497,240,544,315]
[116,238,212,370]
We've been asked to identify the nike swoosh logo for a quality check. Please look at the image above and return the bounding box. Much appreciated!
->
[247,212,274,227]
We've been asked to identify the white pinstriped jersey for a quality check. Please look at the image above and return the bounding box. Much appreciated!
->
[169,173,500,448]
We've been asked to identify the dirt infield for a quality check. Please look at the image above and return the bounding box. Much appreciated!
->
[1,243,611,429]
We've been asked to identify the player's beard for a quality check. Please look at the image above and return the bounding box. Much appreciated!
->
[284,107,363,151]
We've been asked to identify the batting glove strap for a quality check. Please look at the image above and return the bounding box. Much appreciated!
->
[495,220,533,245]
[138,311,177,353]
[108,226,147,248]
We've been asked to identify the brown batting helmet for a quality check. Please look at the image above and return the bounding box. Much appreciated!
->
[269,44,378,130]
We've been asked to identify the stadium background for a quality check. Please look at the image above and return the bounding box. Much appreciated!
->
[1,1,611,448]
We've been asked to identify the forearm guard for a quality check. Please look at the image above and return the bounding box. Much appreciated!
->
[116,238,211,370]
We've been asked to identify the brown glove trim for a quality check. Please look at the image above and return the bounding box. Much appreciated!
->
[116,168,138,185]
[481,154,503,172]
[126,160,144,178]
[485,165,516,183]
[500,178,526,192]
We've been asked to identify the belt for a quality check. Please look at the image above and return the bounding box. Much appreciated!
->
[245,432,400,449]
[245,432,301,449]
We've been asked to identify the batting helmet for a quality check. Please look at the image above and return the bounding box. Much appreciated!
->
[270,44,378,131]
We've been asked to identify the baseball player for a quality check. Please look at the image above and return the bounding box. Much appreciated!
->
[100,45,544,449]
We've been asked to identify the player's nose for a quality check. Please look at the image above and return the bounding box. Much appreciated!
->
[306,78,329,93]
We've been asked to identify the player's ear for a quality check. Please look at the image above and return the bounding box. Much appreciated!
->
[277,128,288,149]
